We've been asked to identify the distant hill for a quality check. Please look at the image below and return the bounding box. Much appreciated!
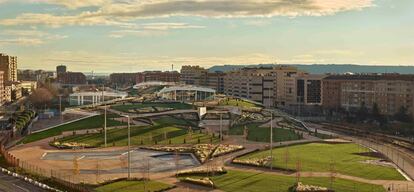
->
[208,64,414,74]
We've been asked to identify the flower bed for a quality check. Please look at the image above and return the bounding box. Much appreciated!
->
[176,167,226,176]
[50,141,91,149]
[232,156,271,167]
[212,144,244,157]
[292,182,333,192]
[181,177,214,188]
[193,144,216,163]
[140,146,192,153]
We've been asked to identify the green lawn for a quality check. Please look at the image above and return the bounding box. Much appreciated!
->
[111,102,193,113]
[202,170,386,192]
[56,116,217,147]
[237,143,404,180]
[95,180,173,192]
[219,99,261,108]
[21,114,126,144]
[229,123,301,142]
[57,125,218,147]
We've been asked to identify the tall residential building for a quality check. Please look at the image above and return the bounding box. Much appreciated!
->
[322,74,414,118]
[56,65,67,75]
[0,71,5,105]
[0,53,18,82]
[224,67,276,106]
[295,74,326,106]
[180,66,208,86]
[206,71,225,94]
[273,65,304,107]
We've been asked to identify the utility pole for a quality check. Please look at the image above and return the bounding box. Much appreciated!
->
[270,110,273,170]
[220,113,223,141]
[268,88,273,170]
[127,115,131,179]
[58,95,63,123]
[103,85,107,147]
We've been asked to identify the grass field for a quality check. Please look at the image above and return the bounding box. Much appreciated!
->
[229,123,301,142]
[219,98,261,108]
[237,143,404,180]
[95,180,173,192]
[111,102,193,113]
[200,170,386,192]
[21,114,126,144]
[56,116,217,147]
[57,125,218,147]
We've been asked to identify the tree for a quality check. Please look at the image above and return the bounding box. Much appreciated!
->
[356,102,369,122]
[29,88,54,109]
[371,103,387,126]
[394,106,413,123]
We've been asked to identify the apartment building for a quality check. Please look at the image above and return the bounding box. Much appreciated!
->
[0,53,18,82]
[136,71,180,83]
[57,72,87,85]
[206,71,225,93]
[110,73,139,86]
[180,65,208,86]
[273,65,304,107]
[322,74,414,118]
[224,67,276,106]
[0,71,4,105]
[295,74,326,106]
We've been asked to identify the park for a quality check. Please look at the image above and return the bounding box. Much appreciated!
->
[2,89,412,192]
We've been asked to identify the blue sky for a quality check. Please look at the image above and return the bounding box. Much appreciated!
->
[0,0,413,73]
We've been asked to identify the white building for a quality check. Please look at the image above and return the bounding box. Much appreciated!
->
[157,85,215,102]
[69,91,128,106]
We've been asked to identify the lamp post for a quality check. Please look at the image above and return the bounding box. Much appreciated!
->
[58,94,63,123]
[121,114,131,179]
[102,85,107,148]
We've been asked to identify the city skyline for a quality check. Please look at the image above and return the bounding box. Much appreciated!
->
[0,0,413,73]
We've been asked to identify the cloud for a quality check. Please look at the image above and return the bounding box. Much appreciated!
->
[109,22,205,38]
[0,0,374,27]
[0,29,67,45]
[30,0,108,9]
[26,51,275,72]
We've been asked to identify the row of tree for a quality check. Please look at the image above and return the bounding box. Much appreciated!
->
[347,102,413,126]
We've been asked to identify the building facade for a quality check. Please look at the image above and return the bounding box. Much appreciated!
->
[180,66,208,86]
[224,67,276,107]
[0,71,4,105]
[56,65,67,75]
[0,53,18,82]
[206,71,225,94]
[136,71,180,83]
[322,74,414,118]
[57,72,87,85]
[110,73,139,87]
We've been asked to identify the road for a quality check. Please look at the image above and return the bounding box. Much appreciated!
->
[0,171,46,192]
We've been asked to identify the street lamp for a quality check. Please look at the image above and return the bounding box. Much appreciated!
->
[121,114,131,179]
[102,85,107,148]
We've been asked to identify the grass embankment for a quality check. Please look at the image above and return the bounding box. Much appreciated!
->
[21,114,126,144]
[95,180,173,192]
[237,143,404,181]
[229,123,301,142]
[111,102,193,113]
[56,116,218,147]
[219,98,261,108]
[196,170,386,192]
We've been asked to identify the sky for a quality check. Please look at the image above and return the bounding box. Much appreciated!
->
[0,0,413,73]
